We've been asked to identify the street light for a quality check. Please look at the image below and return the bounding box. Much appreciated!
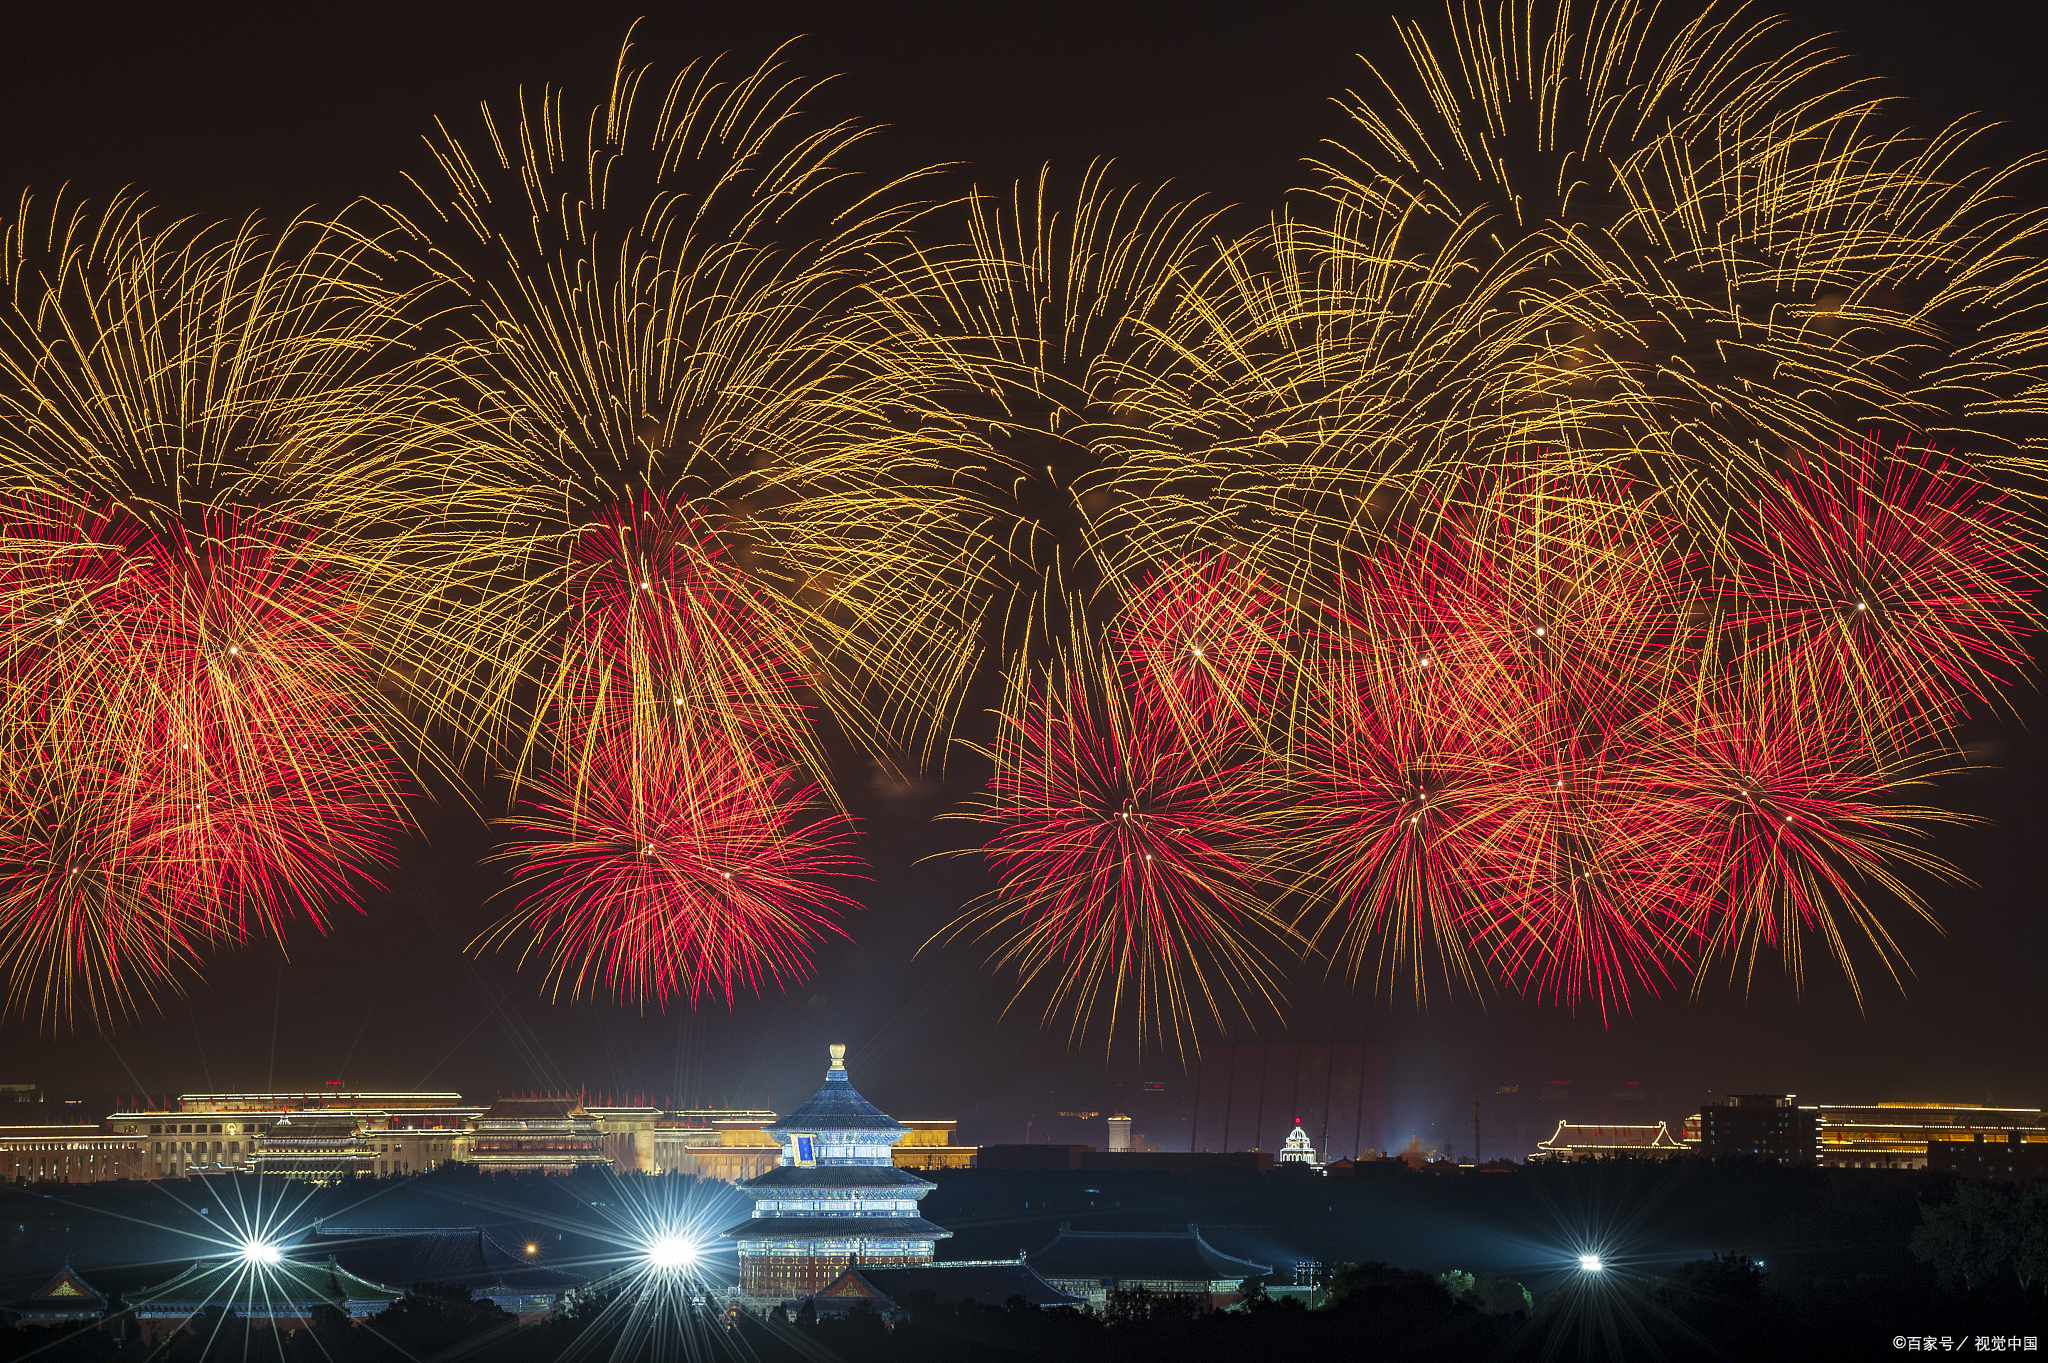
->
[645,1235,700,1273]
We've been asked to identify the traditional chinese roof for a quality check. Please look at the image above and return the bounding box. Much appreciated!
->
[479,1097,587,1124]
[3,1264,107,1322]
[311,1226,587,1292]
[860,1260,1086,1307]
[130,1257,403,1318]
[721,1215,951,1242]
[765,1046,907,1140]
[740,1165,934,1192]
[1026,1224,1269,1283]
[1535,1121,1685,1153]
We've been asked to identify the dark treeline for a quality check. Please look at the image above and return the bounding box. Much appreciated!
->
[4,1252,2047,1363]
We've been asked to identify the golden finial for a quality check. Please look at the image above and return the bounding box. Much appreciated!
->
[829,1043,846,1071]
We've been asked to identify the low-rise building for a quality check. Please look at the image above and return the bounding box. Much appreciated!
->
[1531,1121,1687,1161]
[2,1266,110,1328]
[1026,1224,1269,1311]
[255,1114,379,1182]
[129,1258,400,1342]
[1817,1103,2046,1170]
[465,1097,610,1173]
[791,1259,1084,1317]
[310,1226,587,1318]
[587,1106,662,1173]
[0,1124,145,1182]
[1926,1131,2048,1184]
[893,1119,975,1171]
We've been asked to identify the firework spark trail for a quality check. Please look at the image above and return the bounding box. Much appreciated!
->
[1646,681,1967,1006]
[1109,554,1289,754]
[947,638,1290,1056]
[1303,0,2048,532]
[554,494,810,777]
[488,729,861,1009]
[1726,436,2036,750]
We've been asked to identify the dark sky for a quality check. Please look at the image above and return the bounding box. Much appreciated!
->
[1,0,2045,1158]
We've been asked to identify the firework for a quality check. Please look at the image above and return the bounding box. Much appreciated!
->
[1109,554,1288,750]
[1646,680,1965,1004]
[947,647,1288,1054]
[861,163,1236,665]
[0,196,422,1016]
[487,730,861,1008]
[1725,436,2035,748]
[1298,464,1704,1012]
[330,38,982,781]
[1302,0,2048,529]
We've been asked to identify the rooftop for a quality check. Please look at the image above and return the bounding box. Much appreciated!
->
[722,1215,951,1242]
[766,1046,908,1141]
[312,1227,587,1292]
[1027,1224,1269,1282]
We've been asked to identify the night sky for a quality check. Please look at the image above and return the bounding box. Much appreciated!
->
[1,0,2045,1159]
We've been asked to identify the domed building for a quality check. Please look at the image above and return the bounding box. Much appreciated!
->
[722,1045,951,1301]
[1277,1123,1322,1169]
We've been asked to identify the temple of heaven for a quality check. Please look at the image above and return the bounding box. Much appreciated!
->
[722,1044,952,1300]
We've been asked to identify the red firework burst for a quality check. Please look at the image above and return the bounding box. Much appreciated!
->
[0,727,206,1018]
[1644,680,1958,1002]
[958,656,1286,1049]
[1726,436,2034,744]
[1109,554,1287,746]
[492,730,861,1007]
[126,514,405,940]
[0,497,404,1012]
[1299,463,1705,1015]
[1448,711,1705,1022]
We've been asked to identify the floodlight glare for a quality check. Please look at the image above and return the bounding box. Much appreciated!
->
[1578,1254,1604,1273]
[645,1236,698,1272]
[240,1241,282,1266]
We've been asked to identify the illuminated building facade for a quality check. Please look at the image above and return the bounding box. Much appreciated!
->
[1532,1121,1687,1161]
[892,1119,975,1171]
[1926,1131,2048,1183]
[102,1092,480,1180]
[6,1089,784,1183]
[724,1045,950,1302]
[464,1097,610,1172]
[651,1112,784,1180]
[1816,1102,2046,1170]
[1277,1124,1323,1167]
[0,1125,145,1182]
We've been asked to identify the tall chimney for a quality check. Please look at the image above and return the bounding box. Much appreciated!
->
[1472,1097,1481,1165]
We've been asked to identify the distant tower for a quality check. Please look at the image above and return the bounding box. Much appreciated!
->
[1107,1114,1132,1152]
[1473,1097,1482,1165]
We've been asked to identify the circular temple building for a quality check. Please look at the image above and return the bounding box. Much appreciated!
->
[722,1044,951,1301]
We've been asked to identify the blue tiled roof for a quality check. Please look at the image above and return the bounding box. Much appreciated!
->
[740,1165,934,1191]
[721,1215,951,1241]
[767,1069,907,1138]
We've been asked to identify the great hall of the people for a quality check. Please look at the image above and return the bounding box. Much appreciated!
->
[0,1084,974,1185]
